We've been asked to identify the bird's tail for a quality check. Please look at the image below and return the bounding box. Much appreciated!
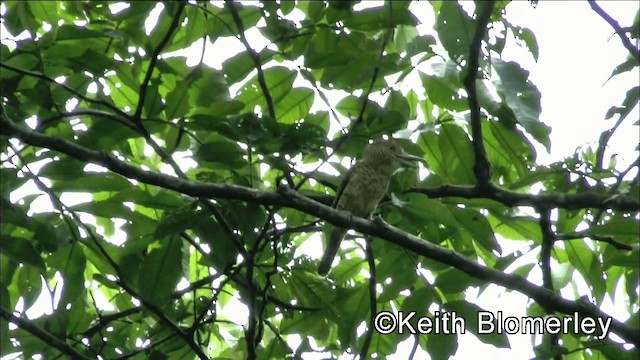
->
[318,227,347,275]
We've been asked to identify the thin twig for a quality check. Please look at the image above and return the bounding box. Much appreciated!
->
[588,0,640,62]
[556,232,633,251]
[225,0,276,120]
[133,2,186,122]
[0,62,129,119]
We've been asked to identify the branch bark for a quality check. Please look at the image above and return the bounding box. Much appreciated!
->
[409,184,639,212]
[463,0,495,186]
[588,0,640,62]
[2,116,638,346]
[0,307,94,360]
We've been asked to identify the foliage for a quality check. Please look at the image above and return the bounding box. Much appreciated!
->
[1,1,638,359]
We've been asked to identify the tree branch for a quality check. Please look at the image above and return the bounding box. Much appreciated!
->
[538,208,562,360]
[5,140,211,360]
[133,1,186,122]
[556,232,634,251]
[0,62,129,119]
[588,0,640,62]
[538,208,555,293]
[2,116,638,346]
[463,1,495,186]
[225,0,276,120]
[409,184,638,212]
[0,307,94,360]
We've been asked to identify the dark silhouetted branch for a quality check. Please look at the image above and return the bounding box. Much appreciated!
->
[588,0,640,62]
[463,1,495,186]
[0,307,94,360]
[2,116,638,346]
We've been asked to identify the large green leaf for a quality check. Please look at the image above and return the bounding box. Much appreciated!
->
[443,300,510,348]
[433,1,474,61]
[47,243,86,306]
[0,236,45,271]
[137,235,183,307]
[342,6,419,31]
[492,60,550,150]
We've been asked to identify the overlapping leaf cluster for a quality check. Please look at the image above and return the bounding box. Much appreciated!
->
[1,1,638,359]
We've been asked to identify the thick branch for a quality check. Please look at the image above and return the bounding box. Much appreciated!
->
[409,184,639,212]
[2,117,638,346]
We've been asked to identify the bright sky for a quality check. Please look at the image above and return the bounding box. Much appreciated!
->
[2,1,638,359]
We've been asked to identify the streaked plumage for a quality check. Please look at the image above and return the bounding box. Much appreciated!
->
[317,139,424,275]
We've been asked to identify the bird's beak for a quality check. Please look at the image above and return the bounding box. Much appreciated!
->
[395,153,426,167]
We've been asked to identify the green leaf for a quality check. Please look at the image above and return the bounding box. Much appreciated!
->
[137,235,183,307]
[434,1,474,60]
[452,208,500,254]
[336,284,369,349]
[419,73,468,111]
[190,66,230,106]
[162,6,207,53]
[489,215,542,243]
[399,287,433,333]
[1,53,40,79]
[50,173,132,192]
[342,6,419,31]
[47,243,86,306]
[288,271,335,308]
[492,60,550,150]
[207,4,262,39]
[236,66,296,117]
[195,139,246,167]
[443,300,510,348]
[376,243,419,302]
[435,267,481,293]
[109,188,183,210]
[165,78,192,119]
[607,57,639,81]
[438,124,475,184]
[510,25,539,61]
[0,236,45,270]
[482,121,535,181]
[55,24,110,41]
[589,218,638,243]
[427,331,458,360]
[551,263,573,290]
[222,48,277,85]
[385,90,410,119]
[155,206,203,239]
[275,88,314,124]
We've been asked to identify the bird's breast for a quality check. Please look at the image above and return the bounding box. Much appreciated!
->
[336,166,391,217]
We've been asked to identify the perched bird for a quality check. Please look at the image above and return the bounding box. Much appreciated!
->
[318,138,424,275]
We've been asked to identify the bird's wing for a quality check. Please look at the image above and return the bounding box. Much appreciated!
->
[332,163,358,208]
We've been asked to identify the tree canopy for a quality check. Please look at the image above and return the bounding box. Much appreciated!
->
[1,1,638,359]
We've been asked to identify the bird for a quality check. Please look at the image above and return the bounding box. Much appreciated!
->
[317,138,424,275]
